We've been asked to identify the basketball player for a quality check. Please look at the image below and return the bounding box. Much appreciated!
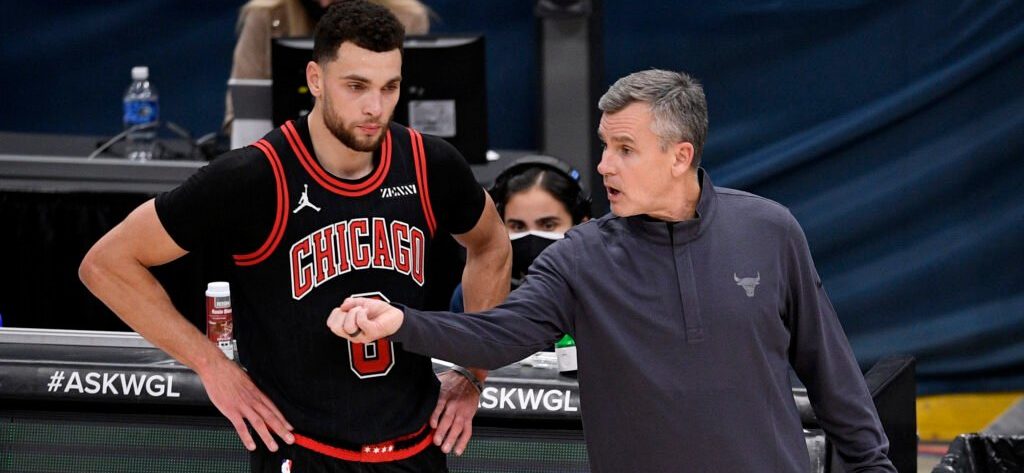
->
[79,1,511,471]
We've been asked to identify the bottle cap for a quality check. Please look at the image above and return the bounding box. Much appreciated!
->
[131,66,149,80]
[555,334,575,348]
[206,281,230,297]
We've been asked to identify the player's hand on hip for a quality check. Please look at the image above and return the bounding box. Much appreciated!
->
[431,370,481,456]
[197,356,294,452]
[327,297,403,343]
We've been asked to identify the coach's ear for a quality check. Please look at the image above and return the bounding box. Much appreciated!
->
[306,61,323,99]
[670,141,695,177]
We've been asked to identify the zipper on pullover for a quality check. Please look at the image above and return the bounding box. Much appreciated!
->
[668,222,705,343]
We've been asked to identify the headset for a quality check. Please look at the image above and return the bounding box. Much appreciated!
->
[488,154,592,223]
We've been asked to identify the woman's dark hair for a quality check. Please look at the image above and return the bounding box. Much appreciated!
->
[490,164,591,224]
[312,0,405,64]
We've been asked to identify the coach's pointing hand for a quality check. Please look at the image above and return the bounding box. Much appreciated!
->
[328,297,404,343]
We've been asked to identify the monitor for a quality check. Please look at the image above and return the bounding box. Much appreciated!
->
[228,78,273,150]
[271,35,488,164]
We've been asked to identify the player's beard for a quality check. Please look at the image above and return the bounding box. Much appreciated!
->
[322,93,390,153]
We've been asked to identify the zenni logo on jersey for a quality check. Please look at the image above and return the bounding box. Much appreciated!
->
[289,217,426,300]
[380,183,417,199]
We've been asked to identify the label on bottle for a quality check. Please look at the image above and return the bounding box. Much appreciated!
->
[124,100,159,125]
[206,293,234,360]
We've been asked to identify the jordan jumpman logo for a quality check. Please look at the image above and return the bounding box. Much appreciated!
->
[293,184,322,213]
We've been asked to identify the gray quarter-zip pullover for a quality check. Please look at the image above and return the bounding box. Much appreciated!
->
[394,170,895,472]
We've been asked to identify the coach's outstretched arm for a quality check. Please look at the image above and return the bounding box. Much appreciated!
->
[329,293,558,369]
[79,199,294,452]
[331,233,575,367]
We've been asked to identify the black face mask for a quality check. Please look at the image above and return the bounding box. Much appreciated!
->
[509,231,564,288]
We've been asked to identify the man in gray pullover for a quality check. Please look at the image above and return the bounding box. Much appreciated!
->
[329,69,897,472]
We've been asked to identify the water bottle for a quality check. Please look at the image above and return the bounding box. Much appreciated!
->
[555,334,578,376]
[123,66,159,161]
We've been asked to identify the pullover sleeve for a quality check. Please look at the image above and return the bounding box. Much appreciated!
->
[784,215,896,472]
[393,233,579,369]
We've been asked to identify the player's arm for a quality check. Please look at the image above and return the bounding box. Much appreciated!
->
[422,137,512,455]
[455,191,513,312]
[79,166,294,452]
[449,191,512,382]
[79,200,218,375]
[422,136,513,355]
[428,191,510,455]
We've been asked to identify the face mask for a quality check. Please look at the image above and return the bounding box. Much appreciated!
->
[509,231,564,288]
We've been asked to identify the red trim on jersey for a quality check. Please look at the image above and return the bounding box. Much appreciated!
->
[293,425,434,463]
[233,140,289,266]
[409,129,437,236]
[283,121,392,197]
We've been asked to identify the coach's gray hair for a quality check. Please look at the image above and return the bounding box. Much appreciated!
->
[598,69,708,167]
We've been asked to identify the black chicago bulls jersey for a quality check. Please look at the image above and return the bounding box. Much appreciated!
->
[155,116,485,446]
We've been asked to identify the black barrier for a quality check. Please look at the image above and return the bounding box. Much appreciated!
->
[931,434,1024,473]
[0,329,913,472]
[1,410,247,473]
[0,328,592,473]
[867,356,919,473]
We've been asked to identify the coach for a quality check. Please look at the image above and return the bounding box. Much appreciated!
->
[331,69,897,472]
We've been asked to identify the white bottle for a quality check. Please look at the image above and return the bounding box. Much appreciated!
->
[555,334,578,376]
[123,66,159,161]
[205,282,236,360]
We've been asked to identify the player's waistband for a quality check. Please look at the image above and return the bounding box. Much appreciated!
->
[293,424,434,463]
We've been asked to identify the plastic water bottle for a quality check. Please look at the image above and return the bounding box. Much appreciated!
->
[123,66,159,161]
[555,334,578,376]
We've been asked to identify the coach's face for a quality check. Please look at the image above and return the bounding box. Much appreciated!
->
[308,41,401,152]
[597,102,693,219]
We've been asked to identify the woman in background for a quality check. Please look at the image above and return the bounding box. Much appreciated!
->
[451,155,592,312]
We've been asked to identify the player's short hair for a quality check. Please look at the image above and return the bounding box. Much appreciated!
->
[313,0,405,64]
[598,69,708,166]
